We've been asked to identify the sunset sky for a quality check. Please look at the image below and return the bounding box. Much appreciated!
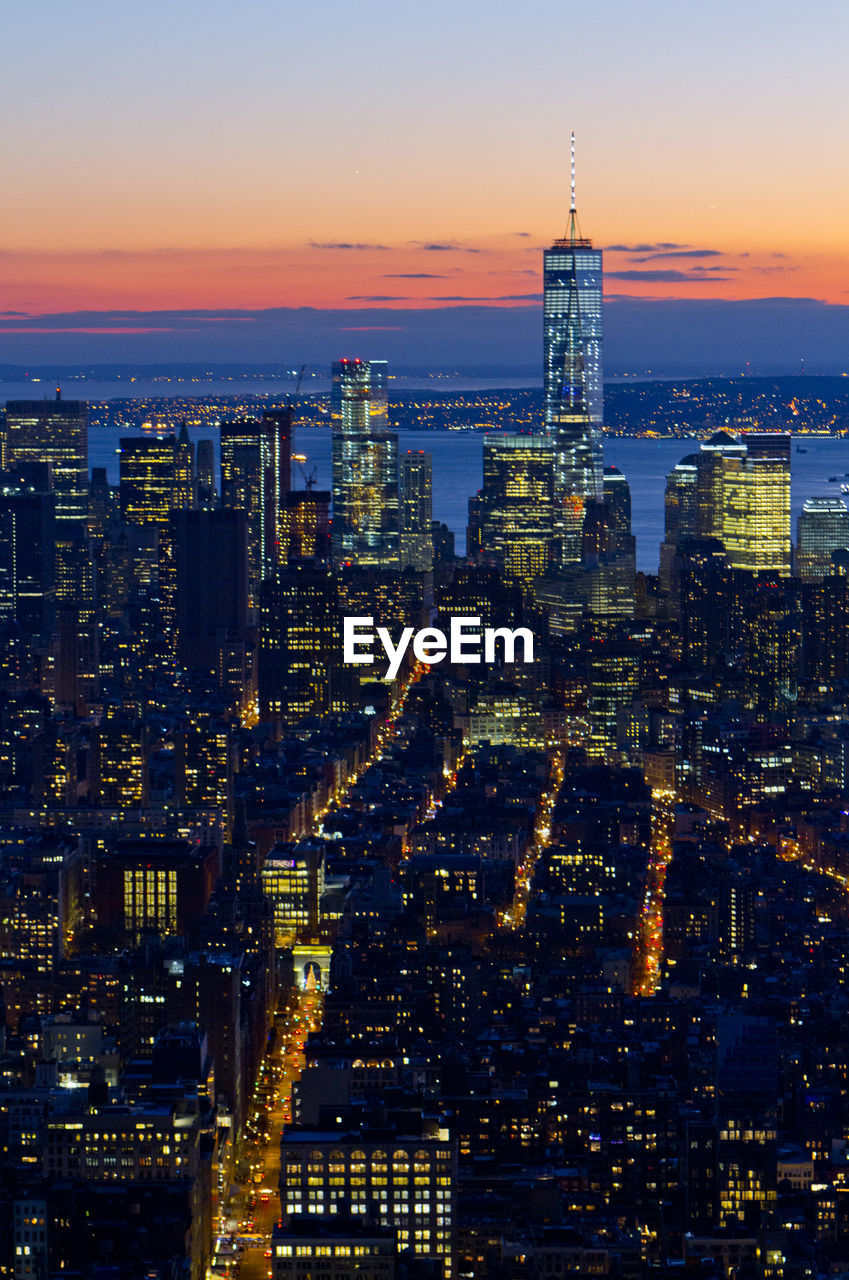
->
[4,0,848,315]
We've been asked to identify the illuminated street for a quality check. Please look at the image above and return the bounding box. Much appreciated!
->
[500,749,564,932]
[214,990,323,1279]
[633,791,674,997]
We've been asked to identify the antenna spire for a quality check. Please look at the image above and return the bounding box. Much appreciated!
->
[570,130,576,214]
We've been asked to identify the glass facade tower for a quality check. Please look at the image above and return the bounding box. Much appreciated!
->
[796,496,849,582]
[331,359,399,569]
[544,201,603,565]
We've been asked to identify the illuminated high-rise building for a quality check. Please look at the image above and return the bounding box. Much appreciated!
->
[475,435,554,586]
[4,394,88,523]
[694,430,746,541]
[176,720,235,839]
[5,395,89,603]
[219,409,291,592]
[220,419,274,605]
[258,564,346,726]
[331,359,399,569]
[261,842,325,945]
[796,496,849,582]
[543,135,603,563]
[399,450,433,573]
[282,489,331,563]
[260,405,293,550]
[119,436,179,527]
[581,466,636,619]
[331,357,388,428]
[659,455,700,595]
[173,421,195,511]
[721,432,791,576]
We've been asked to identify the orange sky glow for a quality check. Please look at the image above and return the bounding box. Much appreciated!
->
[3,0,848,320]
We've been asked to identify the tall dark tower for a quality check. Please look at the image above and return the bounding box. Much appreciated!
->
[260,406,293,556]
[543,133,603,564]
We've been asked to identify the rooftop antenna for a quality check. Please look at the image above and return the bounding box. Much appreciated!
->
[570,130,576,215]
[568,130,580,244]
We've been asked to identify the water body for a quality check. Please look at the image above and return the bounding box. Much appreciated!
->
[0,375,536,402]
[88,425,849,571]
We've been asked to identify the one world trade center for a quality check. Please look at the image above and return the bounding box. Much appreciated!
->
[543,133,604,565]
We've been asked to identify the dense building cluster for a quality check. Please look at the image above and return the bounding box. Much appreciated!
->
[3,192,849,1280]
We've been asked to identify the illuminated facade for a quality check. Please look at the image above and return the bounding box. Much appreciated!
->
[5,395,89,602]
[96,840,218,941]
[173,422,195,511]
[721,433,791,576]
[476,435,554,585]
[261,843,325,945]
[272,1228,395,1280]
[331,359,399,569]
[587,641,640,759]
[220,419,274,606]
[279,1133,455,1276]
[695,430,745,542]
[399,451,433,573]
[331,358,388,428]
[119,436,178,527]
[44,1104,201,1181]
[796,496,849,582]
[176,722,234,840]
[659,455,699,594]
[259,565,345,726]
[543,149,603,564]
[283,489,331,563]
[581,466,637,620]
[92,716,148,808]
[4,395,88,524]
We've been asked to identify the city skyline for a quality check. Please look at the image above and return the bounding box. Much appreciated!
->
[5,8,849,1277]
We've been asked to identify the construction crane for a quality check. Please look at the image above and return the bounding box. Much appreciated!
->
[289,362,306,405]
[289,363,317,489]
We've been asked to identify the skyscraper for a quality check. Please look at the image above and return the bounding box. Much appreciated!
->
[0,467,55,634]
[331,357,388,428]
[4,394,88,524]
[543,135,603,564]
[283,489,331,564]
[473,435,554,586]
[5,394,89,603]
[220,419,274,606]
[119,437,179,527]
[260,405,293,552]
[331,359,400,569]
[659,456,700,595]
[170,508,249,672]
[399,450,433,573]
[721,432,792,576]
[796,496,849,582]
[581,466,636,619]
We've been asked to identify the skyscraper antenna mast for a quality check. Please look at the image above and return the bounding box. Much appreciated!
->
[570,130,576,214]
